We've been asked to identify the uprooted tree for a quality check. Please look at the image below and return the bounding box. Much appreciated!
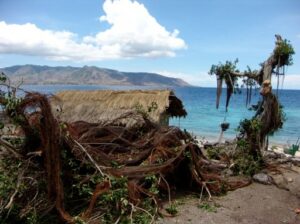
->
[209,34,295,160]
[0,35,294,223]
[0,73,251,223]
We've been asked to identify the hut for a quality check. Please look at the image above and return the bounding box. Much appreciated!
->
[52,90,187,127]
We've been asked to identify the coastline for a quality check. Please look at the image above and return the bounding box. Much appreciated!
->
[194,134,300,158]
[194,133,293,147]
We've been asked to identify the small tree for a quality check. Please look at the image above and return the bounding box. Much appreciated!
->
[209,35,295,159]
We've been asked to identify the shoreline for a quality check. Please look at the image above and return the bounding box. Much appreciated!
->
[193,132,296,147]
[194,134,300,158]
[194,134,293,148]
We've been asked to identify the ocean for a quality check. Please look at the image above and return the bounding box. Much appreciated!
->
[21,84,300,145]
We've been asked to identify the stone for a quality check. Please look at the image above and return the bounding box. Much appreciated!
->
[294,151,300,158]
[252,173,273,185]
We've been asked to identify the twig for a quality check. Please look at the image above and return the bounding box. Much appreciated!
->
[0,137,23,159]
[151,196,159,221]
[199,185,204,203]
[86,213,105,224]
[0,82,29,94]
[130,202,134,224]
[22,177,39,206]
[129,203,155,224]
[203,182,212,201]
[160,174,171,205]
[80,142,120,146]
[5,170,24,210]
[114,216,121,224]
[72,139,105,177]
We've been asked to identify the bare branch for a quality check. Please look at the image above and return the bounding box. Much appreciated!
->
[72,138,106,177]
[0,137,23,159]
[229,71,260,81]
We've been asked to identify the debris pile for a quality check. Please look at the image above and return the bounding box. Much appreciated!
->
[0,92,250,223]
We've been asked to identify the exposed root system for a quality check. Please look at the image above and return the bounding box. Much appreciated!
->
[1,93,250,223]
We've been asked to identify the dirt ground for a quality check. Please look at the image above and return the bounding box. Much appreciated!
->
[157,166,300,224]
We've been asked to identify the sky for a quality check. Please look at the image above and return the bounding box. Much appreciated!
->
[0,0,299,88]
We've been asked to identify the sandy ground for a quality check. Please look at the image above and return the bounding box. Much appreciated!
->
[157,166,300,224]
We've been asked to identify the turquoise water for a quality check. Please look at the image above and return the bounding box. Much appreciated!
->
[22,84,300,144]
[169,87,300,144]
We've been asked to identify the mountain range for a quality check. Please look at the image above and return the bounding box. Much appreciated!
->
[0,65,190,87]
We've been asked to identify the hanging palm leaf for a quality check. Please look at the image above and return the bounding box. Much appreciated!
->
[216,76,223,109]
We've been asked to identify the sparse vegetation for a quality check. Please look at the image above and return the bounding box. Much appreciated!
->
[198,202,218,213]
[166,202,178,216]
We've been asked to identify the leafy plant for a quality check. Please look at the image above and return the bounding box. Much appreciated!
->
[134,101,158,118]
[206,146,222,160]
[274,39,295,66]
[165,202,178,215]
[145,175,159,195]
[209,58,239,79]
[232,139,263,176]
[198,202,218,213]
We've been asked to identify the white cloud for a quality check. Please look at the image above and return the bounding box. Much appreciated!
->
[0,21,106,61]
[0,0,186,61]
[156,71,215,87]
[272,74,300,90]
[156,71,300,89]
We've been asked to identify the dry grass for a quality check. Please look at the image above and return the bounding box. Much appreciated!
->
[52,90,185,125]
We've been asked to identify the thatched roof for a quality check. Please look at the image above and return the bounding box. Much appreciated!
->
[52,90,186,125]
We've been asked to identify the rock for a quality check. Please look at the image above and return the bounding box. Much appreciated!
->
[273,147,284,154]
[270,174,289,190]
[252,173,273,185]
[294,151,300,158]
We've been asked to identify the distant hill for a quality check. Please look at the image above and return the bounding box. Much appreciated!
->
[0,65,190,87]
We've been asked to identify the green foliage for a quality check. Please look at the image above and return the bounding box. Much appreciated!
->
[133,198,155,224]
[198,202,217,213]
[238,118,262,137]
[97,177,130,223]
[278,104,286,124]
[0,157,39,224]
[0,72,7,82]
[25,210,38,224]
[206,146,222,160]
[274,39,295,66]
[209,59,241,87]
[0,158,22,200]
[209,58,239,78]
[147,102,158,113]
[183,150,192,160]
[165,202,178,215]
[145,175,159,195]
[232,139,262,176]
[241,66,259,91]
[0,73,24,126]
[233,154,262,176]
[134,101,158,118]
[74,216,86,224]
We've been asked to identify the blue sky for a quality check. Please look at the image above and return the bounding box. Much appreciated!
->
[0,0,299,88]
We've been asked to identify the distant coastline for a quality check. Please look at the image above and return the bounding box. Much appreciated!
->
[0,64,191,87]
